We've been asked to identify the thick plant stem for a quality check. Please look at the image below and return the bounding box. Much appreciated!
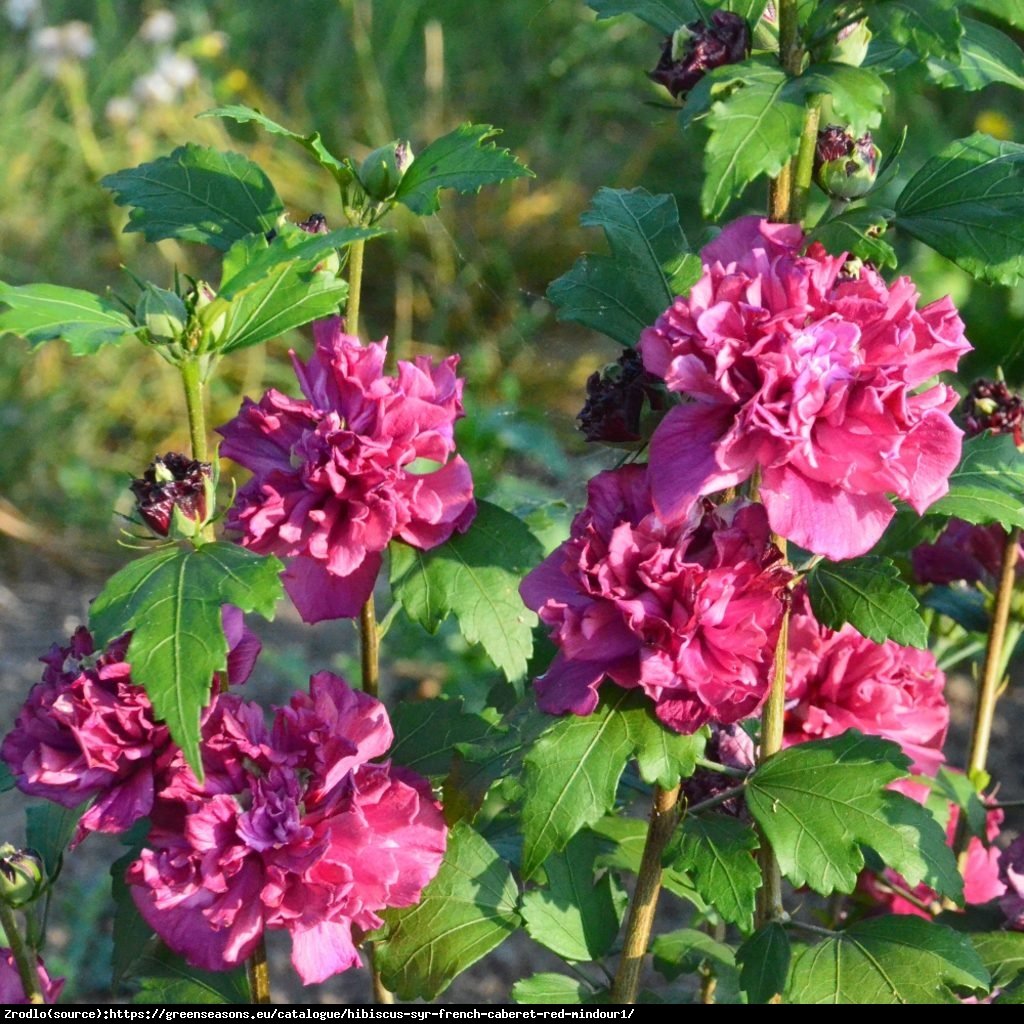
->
[180,358,209,463]
[756,537,790,928]
[360,597,380,699]
[347,238,366,339]
[953,526,1020,864]
[789,97,822,224]
[610,784,682,1004]
[0,904,43,1004]
[246,939,271,1004]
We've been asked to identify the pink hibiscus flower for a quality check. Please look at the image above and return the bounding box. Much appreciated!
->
[127,673,447,985]
[783,594,949,775]
[0,950,63,1004]
[217,318,476,623]
[520,465,793,734]
[639,216,970,559]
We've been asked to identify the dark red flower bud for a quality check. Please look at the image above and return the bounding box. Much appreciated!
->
[814,125,880,200]
[963,378,1024,443]
[577,348,668,443]
[298,212,329,234]
[130,453,212,536]
[649,11,749,100]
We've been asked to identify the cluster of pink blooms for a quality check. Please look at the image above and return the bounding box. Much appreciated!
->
[639,216,970,560]
[217,318,476,623]
[520,465,793,734]
[0,950,63,1004]
[2,622,446,985]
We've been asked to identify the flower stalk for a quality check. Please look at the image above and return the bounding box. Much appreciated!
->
[0,904,44,1005]
[179,358,209,464]
[610,784,682,1004]
[953,526,1021,864]
[246,939,270,1004]
[347,238,366,339]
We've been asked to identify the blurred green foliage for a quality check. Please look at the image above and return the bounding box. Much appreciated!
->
[1,0,1024,553]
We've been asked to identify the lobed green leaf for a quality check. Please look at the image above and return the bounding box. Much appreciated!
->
[805,555,928,649]
[927,17,1024,91]
[747,732,962,898]
[787,916,989,1003]
[395,124,533,217]
[895,133,1024,285]
[102,144,283,252]
[89,543,284,776]
[0,282,138,355]
[375,823,521,1000]
[807,207,897,269]
[866,0,963,61]
[737,923,791,1004]
[928,431,1024,528]
[389,501,542,683]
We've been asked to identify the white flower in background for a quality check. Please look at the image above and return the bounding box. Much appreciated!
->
[132,50,199,107]
[5,0,41,30]
[139,9,176,45]
[31,21,96,77]
[105,95,138,128]
[155,51,198,90]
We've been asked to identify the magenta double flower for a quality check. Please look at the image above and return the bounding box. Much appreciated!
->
[218,318,476,623]
[640,216,970,559]
[520,465,793,733]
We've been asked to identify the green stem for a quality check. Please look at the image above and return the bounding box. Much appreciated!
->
[0,904,44,1004]
[789,96,823,224]
[686,782,748,817]
[756,538,790,929]
[610,784,682,1004]
[347,238,366,338]
[179,358,209,463]
[360,597,380,699]
[246,938,271,1004]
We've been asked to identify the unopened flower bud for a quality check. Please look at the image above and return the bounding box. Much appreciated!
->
[130,453,212,537]
[826,19,871,67]
[649,11,749,100]
[813,125,880,200]
[358,141,414,201]
[577,348,668,444]
[0,846,44,908]
[298,213,340,275]
[136,284,187,343]
[190,281,227,345]
[964,378,1024,443]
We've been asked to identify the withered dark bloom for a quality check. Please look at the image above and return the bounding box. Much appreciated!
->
[649,11,749,100]
[577,347,667,443]
[130,452,212,536]
[963,378,1024,443]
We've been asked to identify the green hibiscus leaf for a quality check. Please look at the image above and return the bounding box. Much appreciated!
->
[737,923,791,1004]
[701,67,805,219]
[547,187,701,346]
[621,697,705,789]
[389,501,543,683]
[805,555,928,648]
[867,0,963,61]
[787,916,989,1003]
[0,282,139,355]
[26,802,86,878]
[199,105,353,183]
[674,813,761,930]
[967,0,1024,30]
[652,928,739,984]
[746,733,962,898]
[132,947,250,1004]
[807,208,897,269]
[395,124,533,217]
[521,833,627,961]
[970,932,1024,989]
[791,64,888,132]
[389,698,498,779]
[895,133,1024,285]
[927,17,1024,91]
[512,974,596,1004]
[521,689,637,878]
[89,543,284,776]
[586,0,702,33]
[374,823,521,1000]
[102,144,283,252]
[929,432,1024,528]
